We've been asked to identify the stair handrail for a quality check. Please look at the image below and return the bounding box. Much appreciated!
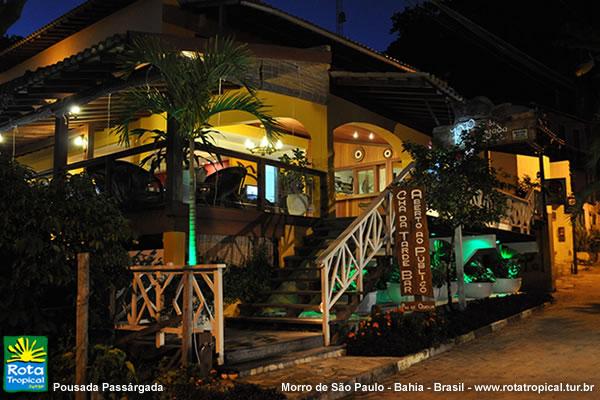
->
[317,162,415,345]
[316,162,415,266]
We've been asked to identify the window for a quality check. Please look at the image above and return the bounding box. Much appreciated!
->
[378,166,387,192]
[335,169,353,195]
[357,169,375,194]
[265,165,277,203]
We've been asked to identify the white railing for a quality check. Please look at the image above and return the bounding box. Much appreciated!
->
[317,163,541,346]
[317,163,415,346]
[116,264,226,365]
[473,189,539,235]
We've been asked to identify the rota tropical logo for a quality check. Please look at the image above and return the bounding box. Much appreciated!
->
[3,336,48,393]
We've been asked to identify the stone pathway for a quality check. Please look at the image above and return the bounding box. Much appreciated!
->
[240,268,600,399]
[360,267,600,399]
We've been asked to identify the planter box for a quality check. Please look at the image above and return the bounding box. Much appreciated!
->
[493,278,522,294]
[434,281,458,300]
[386,282,411,304]
[464,282,493,299]
[357,291,378,314]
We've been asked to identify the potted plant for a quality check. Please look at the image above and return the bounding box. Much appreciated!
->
[491,245,522,293]
[464,260,495,298]
[279,148,313,216]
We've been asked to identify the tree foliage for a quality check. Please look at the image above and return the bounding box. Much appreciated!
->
[115,35,284,263]
[404,129,507,231]
[0,154,131,344]
[387,0,599,115]
[0,0,27,36]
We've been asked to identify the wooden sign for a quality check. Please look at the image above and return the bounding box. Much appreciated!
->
[402,300,436,312]
[392,187,433,298]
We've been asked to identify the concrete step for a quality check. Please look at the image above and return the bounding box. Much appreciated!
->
[225,332,323,364]
[226,316,324,334]
[227,345,346,378]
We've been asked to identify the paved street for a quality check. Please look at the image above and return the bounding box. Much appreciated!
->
[360,268,600,399]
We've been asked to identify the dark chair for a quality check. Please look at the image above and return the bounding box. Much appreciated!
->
[198,166,247,207]
[87,160,164,209]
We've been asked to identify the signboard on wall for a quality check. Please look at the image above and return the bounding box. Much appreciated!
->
[392,187,433,298]
[432,110,538,148]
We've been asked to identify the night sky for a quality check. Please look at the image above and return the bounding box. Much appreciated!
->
[6,0,411,51]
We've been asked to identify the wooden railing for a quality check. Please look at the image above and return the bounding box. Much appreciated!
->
[116,264,226,365]
[316,163,415,346]
[35,141,328,217]
[473,188,540,235]
[316,163,541,345]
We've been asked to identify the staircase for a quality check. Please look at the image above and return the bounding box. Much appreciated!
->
[229,217,359,327]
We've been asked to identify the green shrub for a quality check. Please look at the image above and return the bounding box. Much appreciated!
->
[223,242,272,304]
[0,155,131,343]
[347,311,446,357]
[346,293,552,356]
[464,259,495,283]
[88,345,137,385]
[431,239,453,287]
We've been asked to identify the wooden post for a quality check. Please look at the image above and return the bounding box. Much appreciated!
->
[53,115,69,178]
[75,253,90,400]
[85,126,94,160]
[162,231,186,348]
[181,268,193,366]
[214,267,225,365]
[321,265,330,346]
[454,226,466,311]
[257,158,266,211]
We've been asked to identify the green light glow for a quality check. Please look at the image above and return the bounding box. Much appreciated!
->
[499,244,517,260]
[188,198,197,265]
[462,238,495,263]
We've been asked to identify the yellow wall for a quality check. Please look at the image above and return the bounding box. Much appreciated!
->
[548,160,574,275]
[334,142,386,168]
[490,153,575,278]
[209,90,328,171]
[490,151,518,186]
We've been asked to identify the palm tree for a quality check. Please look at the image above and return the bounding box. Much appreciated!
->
[115,36,283,265]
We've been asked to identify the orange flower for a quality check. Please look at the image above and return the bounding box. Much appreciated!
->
[348,332,355,338]
[372,322,379,329]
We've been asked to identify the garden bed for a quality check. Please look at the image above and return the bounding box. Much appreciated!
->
[346,292,552,357]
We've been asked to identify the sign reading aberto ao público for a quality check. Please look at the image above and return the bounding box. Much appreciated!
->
[393,187,433,298]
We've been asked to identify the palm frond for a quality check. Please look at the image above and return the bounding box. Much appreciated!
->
[203,92,285,141]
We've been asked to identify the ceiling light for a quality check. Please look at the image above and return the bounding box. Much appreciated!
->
[74,135,87,148]
[352,131,359,139]
[69,105,81,114]
[245,136,285,156]
[244,138,255,149]
[368,132,375,140]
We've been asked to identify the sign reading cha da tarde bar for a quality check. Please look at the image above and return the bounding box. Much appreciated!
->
[392,187,433,300]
